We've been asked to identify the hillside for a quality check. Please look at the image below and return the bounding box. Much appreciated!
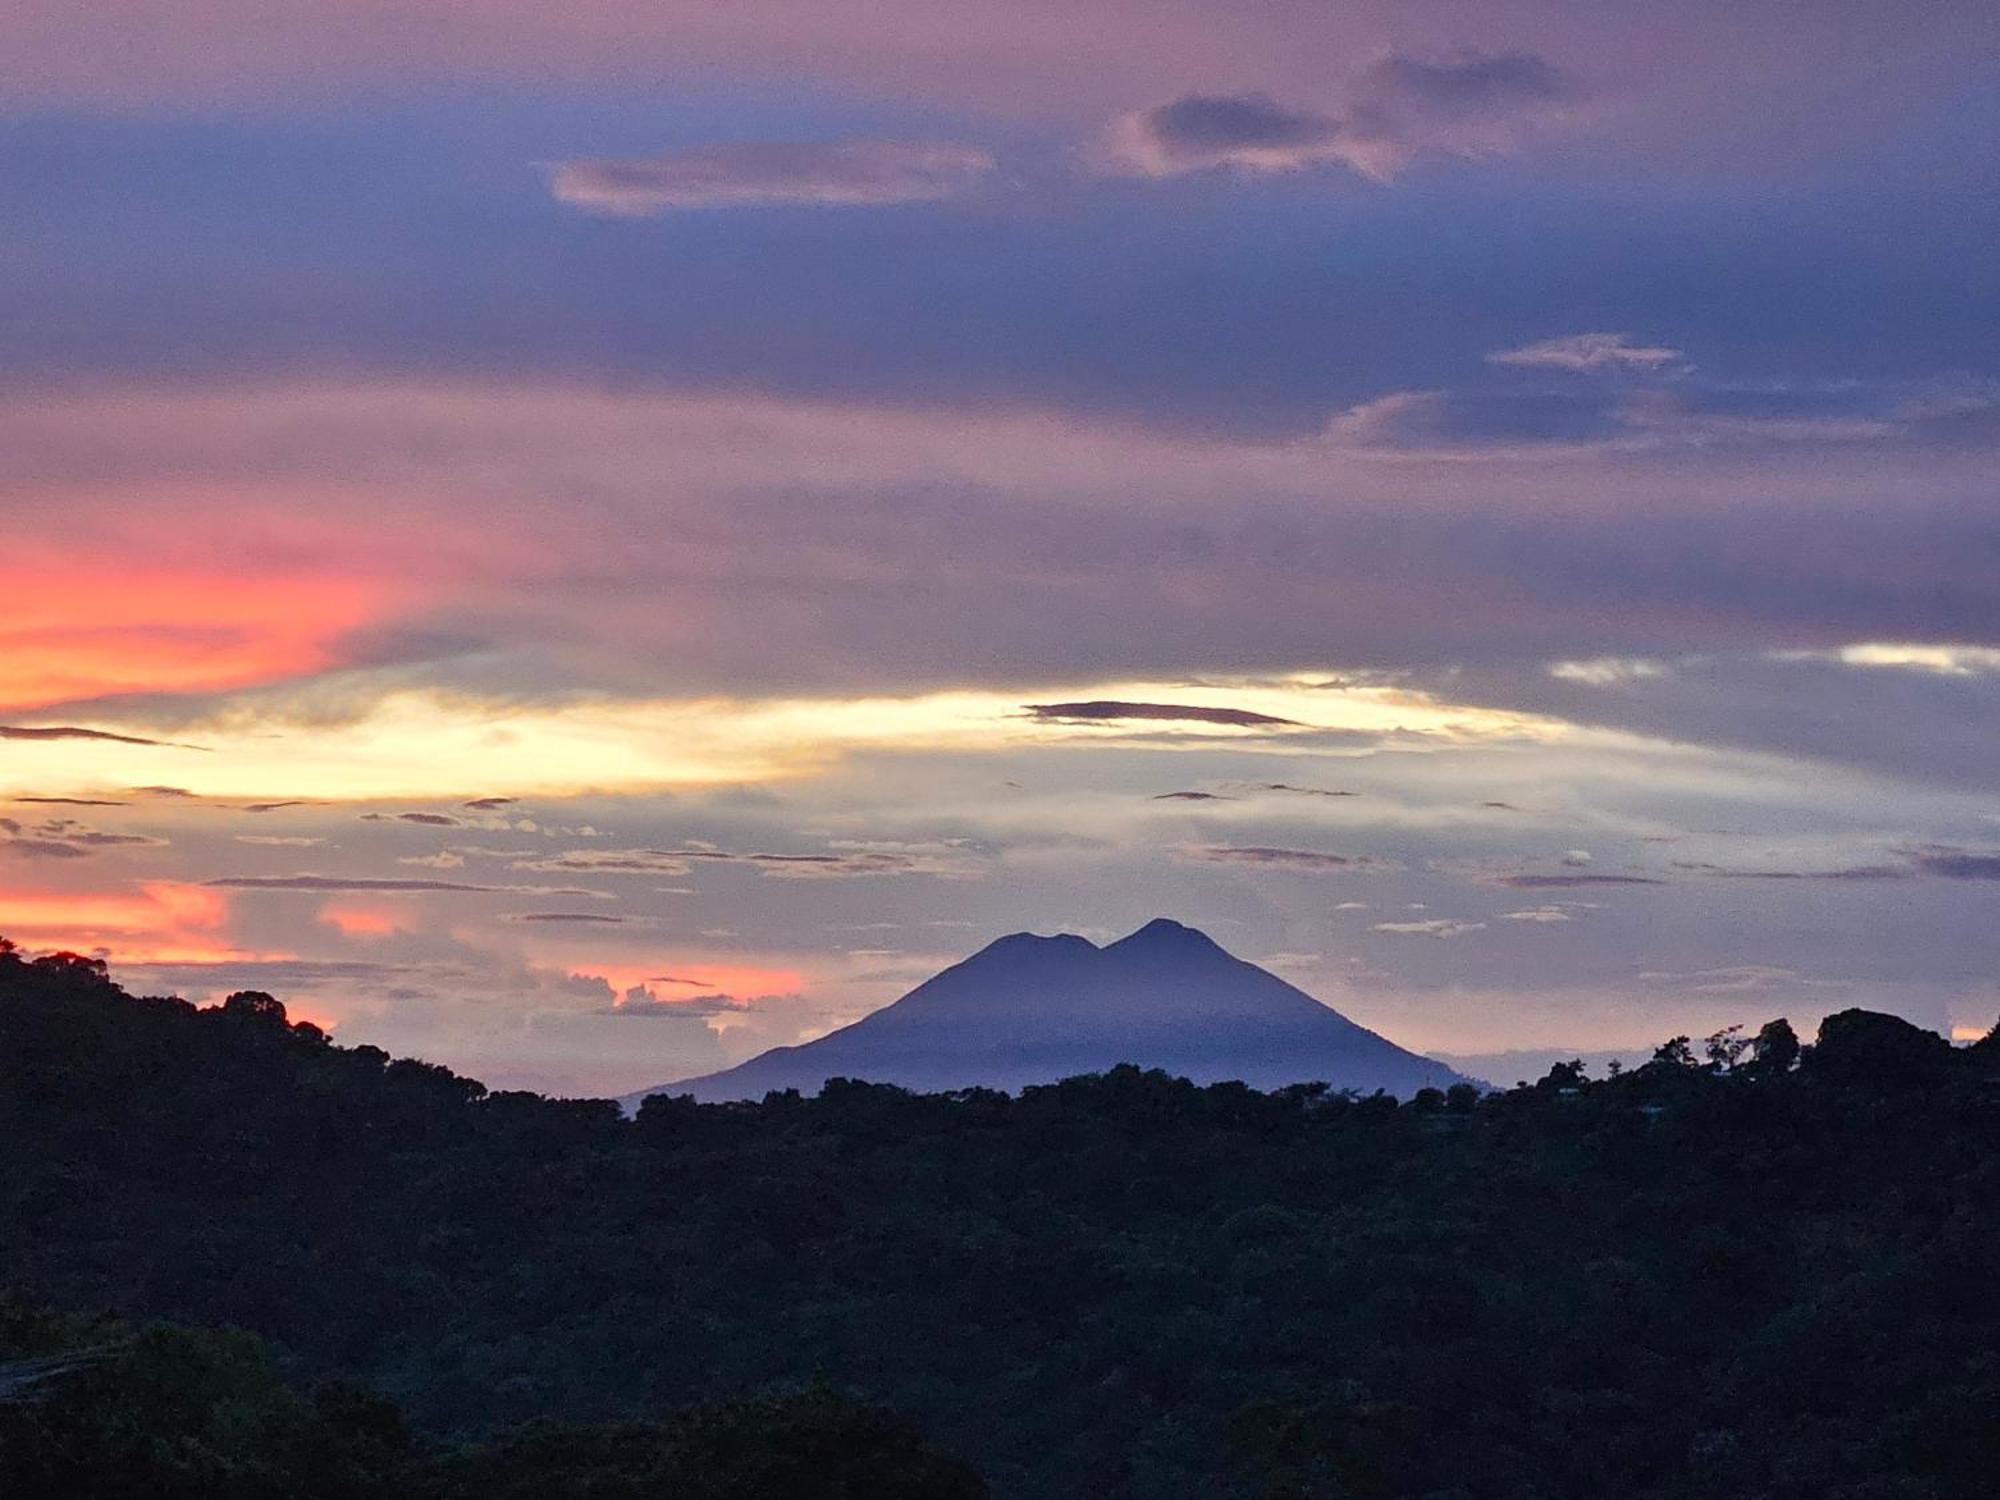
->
[2,938,1998,1498]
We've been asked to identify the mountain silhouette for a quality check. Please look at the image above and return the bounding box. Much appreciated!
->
[633,918,1468,1105]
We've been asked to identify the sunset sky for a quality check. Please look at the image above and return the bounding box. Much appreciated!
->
[4,1,1998,1093]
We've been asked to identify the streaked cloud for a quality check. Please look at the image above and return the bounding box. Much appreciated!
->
[202,873,598,895]
[550,140,994,214]
[1909,849,2000,881]
[1372,918,1487,938]
[1548,657,1673,687]
[0,724,189,748]
[1025,700,1298,728]
[0,816,167,860]
[1488,332,1685,373]
[1787,643,2000,677]
[1490,873,1666,889]
[1183,845,1381,872]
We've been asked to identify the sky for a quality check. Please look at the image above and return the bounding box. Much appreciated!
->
[3,0,1998,1094]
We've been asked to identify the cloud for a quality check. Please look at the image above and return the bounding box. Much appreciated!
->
[1234,782,1358,798]
[1025,700,1298,727]
[1909,849,2000,880]
[510,850,692,876]
[0,838,92,860]
[361,811,461,826]
[714,843,982,880]
[1549,657,1673,687]
[1502,906,1576,923]
[1358,50,1583,125]
[1795,643,2000,677]
[1491,873,1666,888]
[1151,790,1234,801]
[0,724,191,748]
[242,800,315,813]
[505,912,634,925]
[9,796,129,807]
[202,873,601,895]
[462,796,517,810]
[550,140,995,214]
[1372,918,1487,938]
[1704,864,1909,881]
[118,958,421,988]
[1107,51,1584,180]
[1637,964,1836,995]
[607,993,743,1019]
[1488,332,1686,374]
[1105,93,1361,177]
[1184,845,1377,872]
[1336,352,1908,459]
[1680,850,2000,883]
[511,841,981,880]
[1327,388,1622,451]
[0,816,167,860]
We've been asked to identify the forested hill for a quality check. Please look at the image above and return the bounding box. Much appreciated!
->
[3,937,1999,1499]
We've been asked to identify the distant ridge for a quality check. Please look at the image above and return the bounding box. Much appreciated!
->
[631,918,1469,1105]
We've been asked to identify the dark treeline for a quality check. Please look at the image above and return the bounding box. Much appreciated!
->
[2,937,1997,1498]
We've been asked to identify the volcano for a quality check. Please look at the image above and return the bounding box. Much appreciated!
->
[633,918,1467,1104]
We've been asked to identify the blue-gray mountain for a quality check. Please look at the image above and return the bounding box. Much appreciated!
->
[634,918,1470,1105]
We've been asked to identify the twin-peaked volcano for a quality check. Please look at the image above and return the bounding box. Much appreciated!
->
[634,918,1467,1105]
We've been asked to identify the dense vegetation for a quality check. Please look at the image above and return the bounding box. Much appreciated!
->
[2,937,1997,1498]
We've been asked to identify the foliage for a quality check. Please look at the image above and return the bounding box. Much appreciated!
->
[2,940,1998,1497]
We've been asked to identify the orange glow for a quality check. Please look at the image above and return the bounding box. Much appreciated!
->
[0,566,399,711]
[319,902,410,938]
[0,880,246,964]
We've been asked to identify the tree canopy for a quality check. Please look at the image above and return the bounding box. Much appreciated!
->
[2,938,1996,1497]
